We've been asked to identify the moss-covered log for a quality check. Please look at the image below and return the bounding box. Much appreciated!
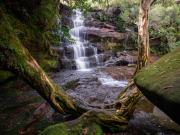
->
[39,110,128,135]
[116,81,142,120]
[0,11,77,114]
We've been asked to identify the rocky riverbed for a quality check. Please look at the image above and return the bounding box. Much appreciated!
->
[52,67,130,105]
[51,66,180,135]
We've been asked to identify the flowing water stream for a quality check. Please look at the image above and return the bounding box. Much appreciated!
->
[70,9,100,71]
[68,9,128,87]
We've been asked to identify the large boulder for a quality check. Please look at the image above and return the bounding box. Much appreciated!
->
[134,49,180,124]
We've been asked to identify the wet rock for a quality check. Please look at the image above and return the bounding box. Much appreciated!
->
[105,57,117,67]
[62,79,79,91]
[52,69,125,106]
[84,46,97,57]
[50,46,64,57]
[102,66,135,80]
[82,27,127,42]
[59,3,73,27]
[64,46,74,59]
[105,52,137,67]
[61,59,76,69]
[116,60,129,66]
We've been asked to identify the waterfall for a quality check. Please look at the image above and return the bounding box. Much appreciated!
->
[69,9,100,71]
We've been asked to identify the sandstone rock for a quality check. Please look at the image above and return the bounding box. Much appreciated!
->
[82,27,127,42]
[134,49,180,124]
[105,52,137,67]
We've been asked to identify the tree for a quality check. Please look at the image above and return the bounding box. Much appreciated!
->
[135,0,153,73]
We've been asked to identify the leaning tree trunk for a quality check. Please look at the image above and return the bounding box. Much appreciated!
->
[0,38,78,114]
[0,12,78,115]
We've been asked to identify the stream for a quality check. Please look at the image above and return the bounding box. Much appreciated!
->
[52,9,180,135]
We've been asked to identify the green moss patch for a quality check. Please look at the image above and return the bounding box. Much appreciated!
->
[62,80,79,91]
[39,121,103,135]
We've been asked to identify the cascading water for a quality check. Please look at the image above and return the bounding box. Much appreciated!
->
[65,9,128,88]
[69,9,100,71]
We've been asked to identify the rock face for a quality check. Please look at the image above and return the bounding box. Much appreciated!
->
[59,3,72,26]
[82,27,127,42]
[134,49,180,124]
[105,52,137,67]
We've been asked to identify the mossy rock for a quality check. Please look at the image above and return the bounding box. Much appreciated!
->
[134,48,180,124]
[39,121,103,135]
[62,79,79,91]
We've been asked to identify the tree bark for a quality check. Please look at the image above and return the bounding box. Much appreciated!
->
[116,0,153,119]
[135,0,152,73]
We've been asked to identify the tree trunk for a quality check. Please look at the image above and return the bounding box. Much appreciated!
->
[135,0,151,73]
[116,0,153,119]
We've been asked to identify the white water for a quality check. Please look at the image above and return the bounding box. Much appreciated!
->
[98,73,128,87]
[69,9,128,87]
[70,9,99,71]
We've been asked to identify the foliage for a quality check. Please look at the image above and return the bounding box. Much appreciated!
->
[101,0,180,54]
[116,15,126,32]
[149,3,180,53]
[60,0,91,12]
[119,0,139,27]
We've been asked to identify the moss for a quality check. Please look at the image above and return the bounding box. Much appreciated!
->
[39,123,68,135]
[134,48,180,124]
[0,0,60,58]
[62,80,79,91]
[0,0,61,75]
[135,49,180,102]
[40,57,58,72]
[39,122,103,135]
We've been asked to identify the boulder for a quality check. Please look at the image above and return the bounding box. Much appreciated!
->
[105,52,137,67]
[134,49,180,124]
